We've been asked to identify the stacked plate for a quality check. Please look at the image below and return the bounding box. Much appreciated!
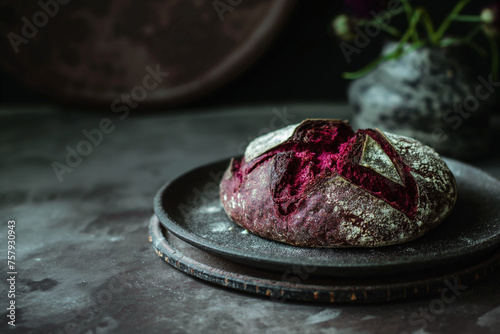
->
[150,158,500,303]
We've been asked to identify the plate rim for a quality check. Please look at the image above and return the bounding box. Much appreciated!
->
[154,157,500,276]
[149,215,500,302]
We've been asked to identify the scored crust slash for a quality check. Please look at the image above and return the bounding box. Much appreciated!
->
[220,119,457,248]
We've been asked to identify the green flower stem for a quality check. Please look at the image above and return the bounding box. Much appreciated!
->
[440,37,488,57]
[465,24,484,42]
[434,0,472,41]
[380,25,402,38]
[340,0,496,81]
[343,41,426,80]
[451,15,482,23]
[400,0,414,25]
[373,6,403,37]
[487,34,499,81]
[400,8,424,46]
[343,9,424,79]
[400,0,418,42]
[418,8,437,44]
[356,7,404,37]
[342,52,396,80]
[467,40,488,58]
[438,38,461,47]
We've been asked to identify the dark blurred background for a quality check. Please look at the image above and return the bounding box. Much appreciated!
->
[0,0,494,110]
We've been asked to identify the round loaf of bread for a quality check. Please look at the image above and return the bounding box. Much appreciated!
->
[219,119,457,248]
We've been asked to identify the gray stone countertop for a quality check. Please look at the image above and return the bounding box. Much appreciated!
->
[0,103,499,334]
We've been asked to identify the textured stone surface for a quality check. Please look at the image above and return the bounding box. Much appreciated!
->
[0,104,499,334]
[348,43,492,160]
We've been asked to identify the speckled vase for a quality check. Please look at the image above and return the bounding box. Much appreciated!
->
[348,42,492,160]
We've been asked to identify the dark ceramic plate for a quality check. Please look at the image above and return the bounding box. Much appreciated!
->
[154,158,500,277]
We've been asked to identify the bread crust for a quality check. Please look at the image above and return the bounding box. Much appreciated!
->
[220,120,457,247]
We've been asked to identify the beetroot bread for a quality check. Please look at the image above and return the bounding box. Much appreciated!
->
[219,119,457,248]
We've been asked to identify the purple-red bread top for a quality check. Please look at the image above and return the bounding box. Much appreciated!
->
[219,119,457,248]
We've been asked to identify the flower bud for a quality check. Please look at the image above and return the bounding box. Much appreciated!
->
[332,14,356,42]
[481,2,500,37]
